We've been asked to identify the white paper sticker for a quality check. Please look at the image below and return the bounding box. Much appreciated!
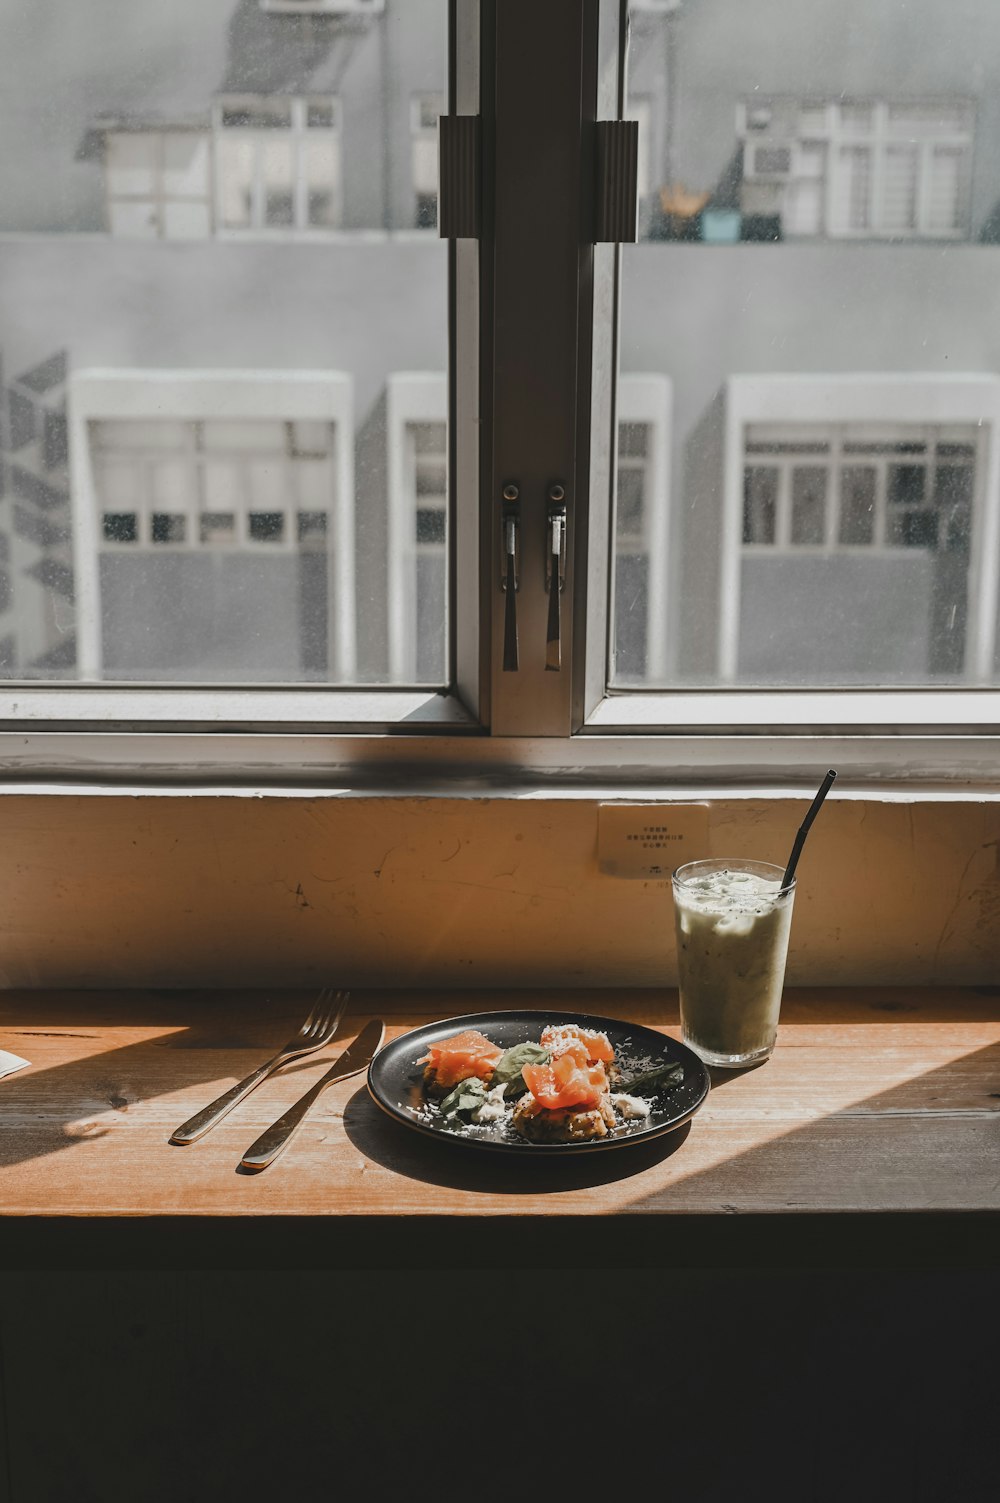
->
[597,802,711,879]
[0,1049,30,1081]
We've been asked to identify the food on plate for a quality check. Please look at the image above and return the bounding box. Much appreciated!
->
[414,1021,684,1143]
[521,1049,606,1110]
[539,1022,615,1064]
[487,1040,551,1094]
[418,1028,504,1094]
[512,1091,618,1143]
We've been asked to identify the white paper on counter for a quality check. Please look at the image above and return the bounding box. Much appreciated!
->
[0,1049,30,1081]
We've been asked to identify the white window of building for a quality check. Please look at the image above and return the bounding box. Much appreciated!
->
[610,375,672,685]
[215,97,342,233]
[626,96,653,203]
[742,425,976,553]
[105,130,212,240]
[69,372,356,682]
[259,1,385,13]
[386,374,448,684]
[739,99,973,239]
[91,418,338,554]
[411,94,443,229]
[717,376,1000,684]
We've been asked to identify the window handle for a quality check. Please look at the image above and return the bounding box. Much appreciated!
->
[545,482,567,672]
[501,483,520,671]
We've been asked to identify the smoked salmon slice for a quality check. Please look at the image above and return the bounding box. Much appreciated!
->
[540,1022,615,1064]
[521,1052,608,1111]
[418,1028,504,1089]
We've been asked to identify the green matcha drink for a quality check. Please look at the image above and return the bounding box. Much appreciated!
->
[672,858,796,1068]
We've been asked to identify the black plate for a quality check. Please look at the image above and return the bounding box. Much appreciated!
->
[366,1010,710,1155]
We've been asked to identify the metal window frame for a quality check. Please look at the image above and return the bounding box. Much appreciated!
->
[1,0,999,788]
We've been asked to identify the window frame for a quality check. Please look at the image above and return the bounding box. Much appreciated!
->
[1,0,999,789]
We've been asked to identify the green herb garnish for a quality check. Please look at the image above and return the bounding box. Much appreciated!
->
[621,1060,684,1096]
[439,1076,489,1119]
[489,1042,551,1098]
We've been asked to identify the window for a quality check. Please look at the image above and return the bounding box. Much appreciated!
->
[383,371,674,690]
[411,95,443,229]
[215,97,342,233]
[626,97,654,236]
[260,0,385,12]
[386,374,448,684]
[92,419,337,554]
[615,2,1000,740]
[707,377,997,686]
[2,0,999,787]
[104,131,212,240]
[742,425,976,555]
[96,102,344,240]
[740,421,978,679]
[70,373,355,683]
[611,376,672,685]
[738,98,973,240]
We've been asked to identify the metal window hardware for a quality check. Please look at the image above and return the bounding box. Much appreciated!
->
[545,481,567,672]
[500,481,520,672]
[594,119,639,244]
[442,113,633,246]
[438,115,481,240]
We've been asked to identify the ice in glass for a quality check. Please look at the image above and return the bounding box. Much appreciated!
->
[672,859,795,1068]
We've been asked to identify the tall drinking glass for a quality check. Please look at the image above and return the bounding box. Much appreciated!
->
[672,858,796,1068]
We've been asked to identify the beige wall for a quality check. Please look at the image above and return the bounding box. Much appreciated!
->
[0,792,996,989]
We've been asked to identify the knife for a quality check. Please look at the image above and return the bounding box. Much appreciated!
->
[238,1018,385,1173]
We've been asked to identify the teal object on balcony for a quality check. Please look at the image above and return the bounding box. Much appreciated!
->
[701,209,742,243]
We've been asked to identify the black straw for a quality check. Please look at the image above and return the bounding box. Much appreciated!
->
[782,769,837,889]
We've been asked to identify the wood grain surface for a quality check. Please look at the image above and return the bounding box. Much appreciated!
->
[2,987,998,1227]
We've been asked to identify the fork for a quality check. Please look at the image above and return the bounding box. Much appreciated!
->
[168,988,349,1146]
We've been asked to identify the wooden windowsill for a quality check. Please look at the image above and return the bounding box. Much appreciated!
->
[2,987,998,1268]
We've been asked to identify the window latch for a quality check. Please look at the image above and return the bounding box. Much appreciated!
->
[545,482,567,672]
[501,482,520,672]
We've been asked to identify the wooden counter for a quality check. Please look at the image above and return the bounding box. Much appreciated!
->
[2,986,998,1267]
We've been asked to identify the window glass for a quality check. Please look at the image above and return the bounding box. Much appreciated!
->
[411,94,443,228]
[0,0,447,686]
[616,0,999,688]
